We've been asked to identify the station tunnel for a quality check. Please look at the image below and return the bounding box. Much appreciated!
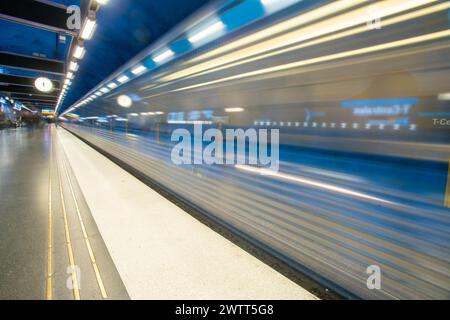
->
[1,0,450,301]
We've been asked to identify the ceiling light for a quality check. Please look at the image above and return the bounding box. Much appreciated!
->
[131,65,148,75]
[67,71,74,79]
[80,18,97,40]
[188,21,226,44]
[117,95,132,108]
[100,87,110,93]
[153,49,174,63]
[95,91,103,97]
[225,107,245,113]
[64,79,72,85]
[117,75,129,83]
[34,77,53,93]
[438,93,450,101]
[69,61,79,71]
[107,82,118,89]
[73,45,85,59]
[95,0,109,4]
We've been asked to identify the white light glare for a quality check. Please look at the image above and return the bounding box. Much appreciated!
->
[80,18,97,40]
[107,82,118,89]
[69,61,79,71]
[131,65,148,75]
[188,21,225,44]
[117,75,129,83]
[100,87,110,93]
[153,49,174,63]
[438,93,450,101]
[235,165,392,204]
[73,45,85,59]
[225,107,244,113]
[95,0,109,5]
[117,95,132,108]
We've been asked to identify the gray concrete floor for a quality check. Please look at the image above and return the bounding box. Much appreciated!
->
[0,126,128,300]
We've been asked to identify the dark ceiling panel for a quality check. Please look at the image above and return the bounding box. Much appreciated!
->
[11,93,58,101]
[0,0,77,35]
[0,52,65,75]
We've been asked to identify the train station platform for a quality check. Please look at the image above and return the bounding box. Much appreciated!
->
[0,125,316,300]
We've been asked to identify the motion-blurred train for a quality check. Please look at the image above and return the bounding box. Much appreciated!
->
[61,0,450,299]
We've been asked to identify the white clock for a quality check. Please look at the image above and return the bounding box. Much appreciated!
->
[35,77,53,93]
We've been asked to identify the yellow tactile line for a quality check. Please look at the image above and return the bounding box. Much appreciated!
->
[445,159,450,208]
[46,131,53,300]
[60,148,108,299]
[57,151,81,300]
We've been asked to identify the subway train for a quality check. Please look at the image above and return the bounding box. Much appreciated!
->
[60,0,450,299]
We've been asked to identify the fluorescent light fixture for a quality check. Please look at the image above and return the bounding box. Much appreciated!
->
[117,95,132,108]
[188,21,225,44]
[64,79,72,85]
[73,45,85,59]
[100,87,110,93]
[153,49,174,63]
[260,0,300,11]
[438,92,450,101]
[155,111,164,115]
[69,61,79,71]
[117,75,129,83]
[95,91,103,97]
[129,113,138,116]
[67,71,74,79]
[167,120,212,124]
[225,107,244,113]
[80,18,97,40]
[95,0,109,5]
[107,82,118,89]
[131,65,147,75]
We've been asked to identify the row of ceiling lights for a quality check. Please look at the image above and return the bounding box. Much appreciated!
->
[64,19,226,113]
[62,0,298,116]
[55,0,110,113]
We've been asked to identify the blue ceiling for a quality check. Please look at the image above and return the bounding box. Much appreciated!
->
[0,0,210,110]
[60,0,210,113]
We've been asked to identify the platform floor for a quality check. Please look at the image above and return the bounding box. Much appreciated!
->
[0,125,316,300]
